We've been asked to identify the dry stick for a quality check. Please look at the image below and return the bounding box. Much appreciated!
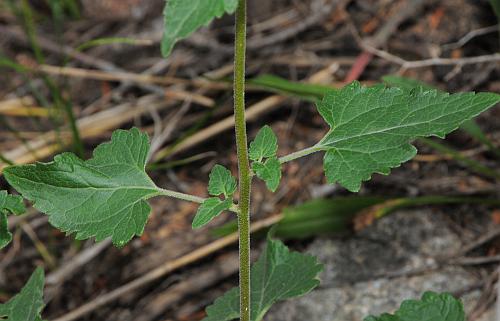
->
[363,46,500,70]
[453,226,500,258]
[51,214,283,321]
[451,255,500,266]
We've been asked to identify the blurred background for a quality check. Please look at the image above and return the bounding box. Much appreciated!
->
[0,0,499,320]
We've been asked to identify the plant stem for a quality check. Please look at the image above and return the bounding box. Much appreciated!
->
[234,1,251,320]
[279,145,325,164]
[157,188,206,204]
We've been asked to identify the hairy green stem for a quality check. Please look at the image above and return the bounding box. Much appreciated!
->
[234,1,251,320]
[279,145,325,164]
[156,188,239,213]
[157,188,206,204]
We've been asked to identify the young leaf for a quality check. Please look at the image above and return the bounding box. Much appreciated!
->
[316,82,500,192]
[192,198,233,229]
[364,291,465,321]
[161,0,239,57]
[4,128,161,247]
[252,157,282,192]
[208,165,237,198]
[249,125,278,161]
[202,237,323,321]
[0,190,26,249]
[0,267,45,321]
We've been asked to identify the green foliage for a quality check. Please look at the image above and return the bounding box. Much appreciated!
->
[249,125,278,161]
[4,128,161,247]
[202,236,323,321]
[0,267,46,321]
[249,126,282,192]
[161,0,239,57]
[316,82,500,192]
[193,165,237,228]
[208,164,237,198]
[0,190,26,249]
[192,198,233,229]
[364,292,465,321]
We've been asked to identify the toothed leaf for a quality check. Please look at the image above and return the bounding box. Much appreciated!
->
[252,157,281,192]
[203,237,323,321]
[317,82,500,192]
[364,291,465,321]
[4,128,160,247]
[192,197,233,229]
[249,125,278,161]
[161,0,238,57]
[208,165,237,198]
[0,267,45,321]
[0,190,26,249]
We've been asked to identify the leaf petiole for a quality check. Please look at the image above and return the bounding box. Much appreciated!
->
[278,145,325,164]
[156,188,240,213]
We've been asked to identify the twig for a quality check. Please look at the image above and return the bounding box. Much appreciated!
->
[451,255,500,266]
[453,226,500,257]
[51,214,282,321]
[362,44,500,71]
[442,25,499,51]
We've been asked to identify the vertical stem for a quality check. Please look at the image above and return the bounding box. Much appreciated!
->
[234,1,251,321]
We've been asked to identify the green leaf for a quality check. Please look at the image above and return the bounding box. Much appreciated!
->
[364,291,465,321]
[208,165,237,197]
[4,128,161,247]
[203,237,323,321]
[0,267,45,321]
[192,198,233,229]
[249,125,278,161]
[161,0,239,57]
[0,190,26,249]
[252,157,281,192]
[316,82,500,192]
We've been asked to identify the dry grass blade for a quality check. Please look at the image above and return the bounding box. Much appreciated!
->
[0,97,49,117]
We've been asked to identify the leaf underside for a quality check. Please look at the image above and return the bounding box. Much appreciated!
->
[0,190,26,249]
[192,164,237,229]
[364,291,465,321]
[4,128,159,247]
[202,237,323,321]
[317,82,500,192]
[192,198,233,229]
[161,0,239,57]
[0,267,45,321]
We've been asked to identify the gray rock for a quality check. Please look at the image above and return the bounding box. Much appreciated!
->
[266,209,485,321]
